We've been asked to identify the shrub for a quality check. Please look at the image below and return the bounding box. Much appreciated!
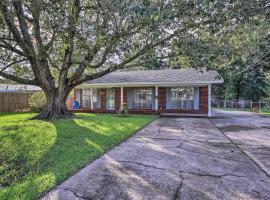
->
[117,103,129,117]
[29,92,46,112]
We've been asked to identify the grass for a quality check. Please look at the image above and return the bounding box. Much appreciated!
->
[213,107,270,115]
[260,111,270,115]
[212,107,252,112]
[0,113,156,200]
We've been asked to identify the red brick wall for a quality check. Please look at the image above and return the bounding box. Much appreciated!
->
[115,87,128,111]
[70,86,209,114]
[115,88,121,111]
[199,86,208,113]
[100,89,107,109]
[158,87,166,110]
[66,97,74,109]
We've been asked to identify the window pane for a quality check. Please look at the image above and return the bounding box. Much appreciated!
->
[92,89,98,108]
[106,89,115,110]
[82,89,99,108]
[82,89,91,108]
[169,87,194,110]
[133,89,153,109]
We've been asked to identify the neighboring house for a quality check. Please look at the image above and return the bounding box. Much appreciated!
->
[0,84,41,93]
[0,84,41,112]
[72,69,223,116]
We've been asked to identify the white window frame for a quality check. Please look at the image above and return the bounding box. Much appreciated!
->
[133,88,153,109]
[82,89,98,108]
[169,87,194,110]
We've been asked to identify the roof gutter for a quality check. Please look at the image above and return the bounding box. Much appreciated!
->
[76,80,224,89]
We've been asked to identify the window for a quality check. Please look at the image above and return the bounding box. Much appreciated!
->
[106,89,115,110]
[133,89,153,109]
[82,89,99,108]
[169,87,194,110]
[82,89,91,108]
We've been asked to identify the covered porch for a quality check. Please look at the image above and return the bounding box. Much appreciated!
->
[69,84,212,116]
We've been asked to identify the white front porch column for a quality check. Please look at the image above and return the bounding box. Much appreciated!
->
[90,88,93,110]
[208,84,212,117]
[155,86,158,111]
[120,86,123,109]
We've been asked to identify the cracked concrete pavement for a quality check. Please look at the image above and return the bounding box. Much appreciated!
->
[42,111,270,200]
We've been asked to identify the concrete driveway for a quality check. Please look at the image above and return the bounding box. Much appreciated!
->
[42,111,270,200]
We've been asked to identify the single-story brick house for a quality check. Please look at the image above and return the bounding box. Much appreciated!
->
[70,69,223,116]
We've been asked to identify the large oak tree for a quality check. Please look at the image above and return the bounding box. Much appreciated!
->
[0,0,264,119]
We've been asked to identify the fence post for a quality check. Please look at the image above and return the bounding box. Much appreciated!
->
[251,100,253,111]
[259,100,261,112]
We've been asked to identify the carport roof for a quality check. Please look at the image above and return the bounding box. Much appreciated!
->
[0,84,41,92]
[83,68,223,86]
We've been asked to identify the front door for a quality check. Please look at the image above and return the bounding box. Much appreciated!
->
[106,89,115,110]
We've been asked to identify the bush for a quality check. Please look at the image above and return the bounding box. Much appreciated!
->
[29,92,46,112]
[117,103,129,117]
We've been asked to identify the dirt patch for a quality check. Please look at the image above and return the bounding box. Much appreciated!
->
[220,126,257,132]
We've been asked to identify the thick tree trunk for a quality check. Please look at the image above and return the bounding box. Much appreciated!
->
[32,87,74,120]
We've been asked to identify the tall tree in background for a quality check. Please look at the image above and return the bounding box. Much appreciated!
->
[168,1,269,100]
[240,33,270,100]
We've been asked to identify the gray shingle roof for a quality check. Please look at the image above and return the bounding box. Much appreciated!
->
[85,69,223,85]
[0,84,41,92]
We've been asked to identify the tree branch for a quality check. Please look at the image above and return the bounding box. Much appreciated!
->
[31,0,45,53]
[0,1,29,53]
[68,25,146,84]
[0,42,25,56]
[60,0,81,79]
[12,1,35,51]
[0,37,15,41]
[0,58,28,72]
[75,31,179,85]
[0,71,39,85]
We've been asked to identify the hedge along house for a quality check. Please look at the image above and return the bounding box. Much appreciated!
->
[71,69,223,117]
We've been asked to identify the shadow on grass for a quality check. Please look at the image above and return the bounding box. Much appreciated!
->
[0,114,154,200]
[38,115,144,198]
[40,118,107,180]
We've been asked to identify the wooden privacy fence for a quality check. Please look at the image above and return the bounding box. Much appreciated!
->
[0,92,31,112]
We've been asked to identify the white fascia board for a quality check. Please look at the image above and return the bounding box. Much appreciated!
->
[75,80,223,89]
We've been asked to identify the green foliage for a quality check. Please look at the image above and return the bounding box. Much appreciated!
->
[168,10,269,101]
[0,0,269,106]
[29,92,46,112]
[0,113,156,199]
[117,104,129,116]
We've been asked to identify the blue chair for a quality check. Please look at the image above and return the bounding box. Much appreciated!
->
[72,101,80,109]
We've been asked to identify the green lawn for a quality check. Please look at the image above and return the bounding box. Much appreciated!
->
[260,111,270,115]
[213,107,252,112]
[0,113,156,200]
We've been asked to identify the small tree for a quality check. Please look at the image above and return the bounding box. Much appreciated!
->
[29,92,46,112]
